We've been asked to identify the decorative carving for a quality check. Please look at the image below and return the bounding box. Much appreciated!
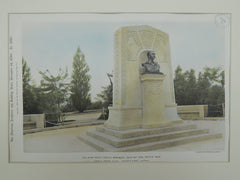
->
[126,31,141,61]
[139,30,156,49]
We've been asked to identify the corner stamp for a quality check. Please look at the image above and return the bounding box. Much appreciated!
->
[215,14,230,27]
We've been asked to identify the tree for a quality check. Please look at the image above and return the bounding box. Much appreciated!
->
[206,85,225,105]
[196,71,211,104]
[219,70,225,87]
[22,57,42,114]
[96,73,113,120]
[174,67,198,105]
[174,65,187,105]
[196,67,224,105]
[96,85,112,119]
[70,47,91,112]
[39,68,69,117]
[174,65,225,106]
[87,100,103,110]
[202,67,222,83]
[184,69,197,105]
[97,85,112,107]
[22,57,32,114]
[22,57,31,90]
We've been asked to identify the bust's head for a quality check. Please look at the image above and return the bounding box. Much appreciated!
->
[142,50,162,74]
[147,51,156,62]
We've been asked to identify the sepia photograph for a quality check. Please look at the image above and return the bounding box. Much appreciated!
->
[9,13,230,162]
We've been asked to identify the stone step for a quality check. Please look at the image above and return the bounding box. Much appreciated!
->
[87,128,210,148]
[79,132,222,152]
[78,135,113,152]
[96,124,197,138]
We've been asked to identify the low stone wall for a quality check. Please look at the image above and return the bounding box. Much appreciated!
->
[24,114,45,129]
[177,105,208,120]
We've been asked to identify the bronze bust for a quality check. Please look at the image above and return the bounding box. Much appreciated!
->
[142,51,163,74]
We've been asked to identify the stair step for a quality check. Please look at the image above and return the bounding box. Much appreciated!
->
[79,133,222,152]
[96,124,197,138]
[87,128,209,148]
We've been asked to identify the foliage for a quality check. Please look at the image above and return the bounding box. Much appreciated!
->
[22,58,42,114]
[87,101,104,110]
[206,85,225,105]
[96,84,113,120]
[22,57,31,89]
[61,99,76,112]
[97,85,113,107]
[70,47,91,112]
[174,66,198,105]
[22,57,32,114]
[39,68,69,121]
[174,65,225,106]
[196,71,211,104]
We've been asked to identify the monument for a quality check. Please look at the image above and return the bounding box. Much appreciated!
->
[80,25,222,152]
[104,25,181,130]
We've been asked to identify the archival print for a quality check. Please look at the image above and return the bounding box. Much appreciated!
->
[9,13,230,162]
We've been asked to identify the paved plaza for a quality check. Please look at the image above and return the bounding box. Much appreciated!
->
[24,119,226,153]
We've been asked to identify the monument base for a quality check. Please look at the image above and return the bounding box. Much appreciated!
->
[141,121,173,129]
[166,104,183,123]
[104,106,142,130]
[79,122,222,152]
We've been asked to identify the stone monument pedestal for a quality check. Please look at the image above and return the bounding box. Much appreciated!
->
[141,74,172,128]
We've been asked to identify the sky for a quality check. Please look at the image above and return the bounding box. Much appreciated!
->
[21,13,230,101]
